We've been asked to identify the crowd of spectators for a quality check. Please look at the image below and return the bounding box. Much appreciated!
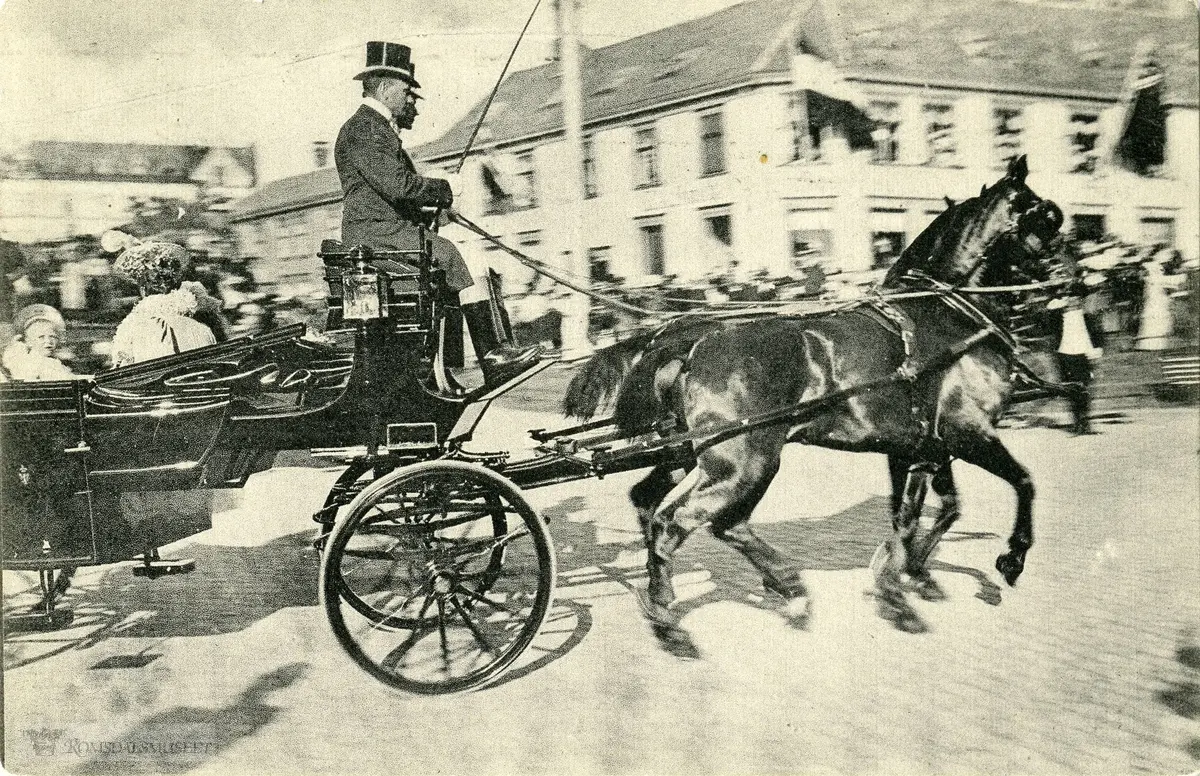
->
[1,229,1196,379]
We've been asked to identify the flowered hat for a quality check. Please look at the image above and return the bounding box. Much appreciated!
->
[112,240,190,295]
[13,303,65,335]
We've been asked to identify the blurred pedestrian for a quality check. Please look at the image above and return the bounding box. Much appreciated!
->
[1050,284,1103,435]
[1136,248,1176,350]
[1,303,74,381]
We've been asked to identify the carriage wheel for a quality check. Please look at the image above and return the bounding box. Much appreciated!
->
[320,461,555,694]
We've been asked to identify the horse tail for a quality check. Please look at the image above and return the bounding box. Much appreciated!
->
[612,344,687,437]
[612,317,727,436]
[563,331,655,419]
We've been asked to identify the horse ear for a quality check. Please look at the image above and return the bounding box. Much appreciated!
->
[980,184,987,197]
[1007,154,1029,183]
[944,196,955,210]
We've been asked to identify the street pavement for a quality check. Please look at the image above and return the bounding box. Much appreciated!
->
[2,398,1198,776]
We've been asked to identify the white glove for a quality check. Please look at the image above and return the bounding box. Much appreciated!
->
[1087,347,1103,361]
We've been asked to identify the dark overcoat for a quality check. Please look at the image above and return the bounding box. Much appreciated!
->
[334,105,471,291]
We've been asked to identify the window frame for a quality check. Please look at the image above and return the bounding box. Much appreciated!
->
[582,136,599,199]
[698,110,727,177]
[636,217,666,275]
[992,101,1027,169]
[633,124,662,189]
[868,100,901,165]
[1067,109,1102,175]
[514,150,538,209]
[923,102,958,168]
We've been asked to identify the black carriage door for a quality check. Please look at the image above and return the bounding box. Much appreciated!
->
[0,381,97,569]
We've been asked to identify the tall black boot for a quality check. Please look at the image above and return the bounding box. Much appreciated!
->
[462,301,542,387]
[442,303,464,369]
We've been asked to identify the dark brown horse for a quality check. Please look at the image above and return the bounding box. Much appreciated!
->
[563,156,1064,640]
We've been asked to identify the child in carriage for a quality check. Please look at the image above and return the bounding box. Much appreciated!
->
[1,303,74,381]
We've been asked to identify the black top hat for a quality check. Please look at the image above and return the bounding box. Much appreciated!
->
[353,41,421,88]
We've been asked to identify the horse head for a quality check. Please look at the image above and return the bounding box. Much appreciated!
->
[896,156,1063,289]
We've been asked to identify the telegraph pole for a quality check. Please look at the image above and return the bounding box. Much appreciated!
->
[555,0,593,359]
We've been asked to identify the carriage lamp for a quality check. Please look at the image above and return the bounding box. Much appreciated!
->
[342,246,388,320]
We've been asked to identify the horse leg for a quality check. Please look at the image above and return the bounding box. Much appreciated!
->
[630,463,686,548]
[875,460,934,632]
[704,431,810,627]
[955,437,1034,586]
[906,460,958,601]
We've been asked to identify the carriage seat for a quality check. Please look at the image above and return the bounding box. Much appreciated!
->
[91,324,355,418]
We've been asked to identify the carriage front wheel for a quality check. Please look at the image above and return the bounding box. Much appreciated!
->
[319,460,555,694]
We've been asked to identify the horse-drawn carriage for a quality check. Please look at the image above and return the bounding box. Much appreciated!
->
[3,158,1070,694]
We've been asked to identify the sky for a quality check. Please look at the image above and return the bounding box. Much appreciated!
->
[0,0,744,183]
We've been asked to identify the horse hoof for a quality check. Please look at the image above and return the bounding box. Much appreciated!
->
[779,595,811,630]
[651,623,701,660]
[995,554,1024,587]
[875,590,928,634]
[634,588,676,627]
[910,574,947,602]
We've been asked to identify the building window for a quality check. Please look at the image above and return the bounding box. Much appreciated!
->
[871,231,906,270]
[869,101,900,164]
[638,221,666,275]
[791,230,832,272]
[699,111,726,176]
[1071,214,1106,242]
[993,104,1024,167]
[703,211,732,247]
[582,137,599,199]
[514,151,537,208]
[588,246,615,282]
[1068,112,1101,174]
[789,93,821,162]
[924,103,957,167]
[634,126,661,188]
[1141,216,1175,246]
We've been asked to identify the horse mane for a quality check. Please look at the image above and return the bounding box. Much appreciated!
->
[883,200,964,287]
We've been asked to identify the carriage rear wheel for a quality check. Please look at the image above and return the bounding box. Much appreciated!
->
[320,461,555,694]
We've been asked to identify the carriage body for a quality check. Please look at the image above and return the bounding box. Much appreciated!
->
[0,233,475,571]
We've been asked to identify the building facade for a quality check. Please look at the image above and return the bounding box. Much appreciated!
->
[229,0,1199,293]
[0,142,256,245]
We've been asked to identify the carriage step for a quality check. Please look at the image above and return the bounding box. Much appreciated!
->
[5,607,75,632]
[132,558,196,578]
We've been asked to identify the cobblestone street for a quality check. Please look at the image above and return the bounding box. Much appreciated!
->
[3,404,1198,775]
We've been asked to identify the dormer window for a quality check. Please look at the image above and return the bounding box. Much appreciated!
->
[957,31,994,60]
[1072,39,1106,68]
[654,48,704,81]
[592,66,640,96]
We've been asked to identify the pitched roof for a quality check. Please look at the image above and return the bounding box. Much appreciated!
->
[415,0,805,161]
[416,0,1197,162]
[11,141,257,184]
[229,166,341,222]
[827,0,1198,105]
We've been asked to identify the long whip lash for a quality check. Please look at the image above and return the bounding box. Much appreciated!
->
[453,0,545,174]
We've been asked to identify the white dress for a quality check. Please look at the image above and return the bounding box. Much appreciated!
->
[1136,261,1173,351]
[1,341,74,381]
[111,283,217,367]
